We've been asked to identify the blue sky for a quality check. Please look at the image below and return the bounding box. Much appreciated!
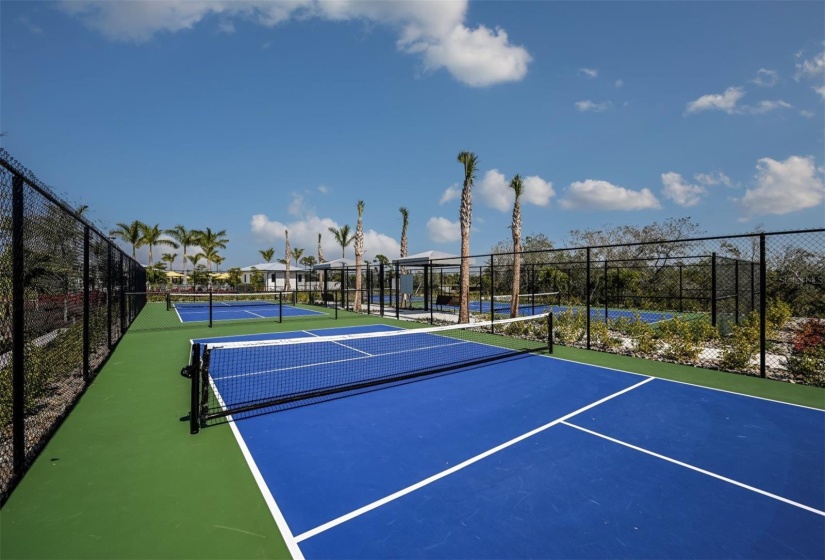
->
[2,0,824,270]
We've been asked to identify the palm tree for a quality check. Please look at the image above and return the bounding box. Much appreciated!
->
[284,230,291,292]
[508,174,524,318]
[291,247,305,267]
[202,246,221,276]
[196,227,228,273]
[165,225,198,282]
[457,151,478,324]
[110,220,146,259]
[260,248,275,263]
[399,206,409,308]
[354,200,365,312]
[162,252,178,284]
[140,223,178,266]
[328,224,354,258]
[317,232,325,289]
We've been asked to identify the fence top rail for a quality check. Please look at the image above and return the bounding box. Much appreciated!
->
[421,228,824,265]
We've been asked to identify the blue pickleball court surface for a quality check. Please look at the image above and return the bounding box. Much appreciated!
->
[194,325,825,559]
[173,301,325,323]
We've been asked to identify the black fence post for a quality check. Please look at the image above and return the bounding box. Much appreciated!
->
[734,259,740,324]
[759,235,767,378]
[208,289,213,328]
[711,252,717,327]
[119,253,126,333]
[586,248,591,350]
[395,262,400,320]
[279,291,283,323]
[603,259,609,323]
[11,175,25,482]
[107,243,113,349]
[548,312,554,354]
[490,256,495,331]
[83,227,90,382]
[679,264,684,313]
[379,262,385,317]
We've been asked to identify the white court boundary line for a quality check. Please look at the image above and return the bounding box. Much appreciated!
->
[293,376,655,543]
[209,378,306,560]
[562,421,825,517]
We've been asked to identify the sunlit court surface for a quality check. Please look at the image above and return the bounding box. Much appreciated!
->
[191,324,825,559]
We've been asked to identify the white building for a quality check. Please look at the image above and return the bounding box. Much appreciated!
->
[240,262,315,291]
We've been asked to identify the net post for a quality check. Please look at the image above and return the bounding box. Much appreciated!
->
[166,291,171,311]
[379,262,385,317]
[208,289,213,328]
[548,312,554,354]
[190,343,201,434]
[334,291,338,319]
[279,290,283,323]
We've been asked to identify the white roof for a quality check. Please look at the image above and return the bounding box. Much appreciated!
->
[240,262,310,272]
[393,250,466,266]
[313,257,356,270]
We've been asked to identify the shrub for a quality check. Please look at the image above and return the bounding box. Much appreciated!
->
[786,319,825,387]
[626,319,659,355]
[766,298,792,336]
[719,312,759,372]
[659,317,714,362]
[590,320,620,352]
[553,309,586,345]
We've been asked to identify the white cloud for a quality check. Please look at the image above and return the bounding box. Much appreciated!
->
[559,180,661,211]
[695,172,732,187]
[439,184,461,205]
[317,185,329,194]
[661,172,707,207]
[250,213,400,259]
[685,87,791,115]
[426,217,460,243]
[685,87,745,115]
[615,79,623,88]
[740,155,825,217]
[575,100,612,112]
[521,175,555,207]
[60,0,531,87]
[800,109,815,118]
[741,99,792,114]
[751,68,778,87]
[410,23,532,87]
[814,85,825,100]
[476,169,554,212]
[795,50,825,80]
[477,169,511,211]
[578,67,598,78]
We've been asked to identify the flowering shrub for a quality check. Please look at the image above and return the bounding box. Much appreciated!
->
[786,319,825,387]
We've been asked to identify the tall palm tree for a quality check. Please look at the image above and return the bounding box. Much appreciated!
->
[328,225,354,258]
[260,248,275,263]
[140,223,178,266]
[508,174,524,318]
[399,206,409,308]
[162,252,178,274]
[317,232,325,289]
[196,227,228,273]
[284,230,291,292]
[110,220,147,259]
[354,200,365,312]
[166,225,199,281]
[457,151,478,323]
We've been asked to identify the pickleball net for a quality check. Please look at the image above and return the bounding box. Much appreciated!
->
[187,313,552,432]
[167,292,281,310]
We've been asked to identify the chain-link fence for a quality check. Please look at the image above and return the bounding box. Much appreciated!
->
[0,149,144,506]
[337,229,824,388]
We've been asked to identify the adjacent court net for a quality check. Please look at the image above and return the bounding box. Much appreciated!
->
[167,292,281,310]
[188,313,552,431]
[484,292,561,311]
